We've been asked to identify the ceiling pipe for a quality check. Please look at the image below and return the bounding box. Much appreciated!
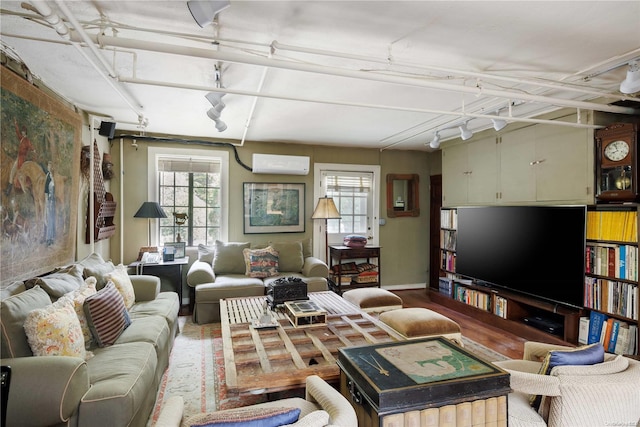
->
[71,33,640,116]
[28,0,145,119]
[119,76,604,133]
[271,40,635,103]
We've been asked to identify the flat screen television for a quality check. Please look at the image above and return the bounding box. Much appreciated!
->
[455,205,586,308]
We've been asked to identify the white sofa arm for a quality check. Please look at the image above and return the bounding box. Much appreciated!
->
[187,260,215,286]
[493,360,561,397]
[305,375,357,426]
[302,257,329,278]
[129,275,160,302]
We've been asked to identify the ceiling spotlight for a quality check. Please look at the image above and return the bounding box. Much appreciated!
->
[214,119,227,132]
[187,0,230,28]
[491,117,507,131]
[620,60,640,94]
[205,91,226,108]
[429,132,441,149]
[459,123,473,140]
[206,107,222,121]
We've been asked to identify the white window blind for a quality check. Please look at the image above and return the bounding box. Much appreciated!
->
[157,158,221,173]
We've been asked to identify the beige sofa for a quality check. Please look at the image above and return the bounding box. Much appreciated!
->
[0,253,180,427]
[154,375,357,427]
[187,240,329,324]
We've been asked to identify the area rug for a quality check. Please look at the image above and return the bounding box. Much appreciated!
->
[147,316,509,426]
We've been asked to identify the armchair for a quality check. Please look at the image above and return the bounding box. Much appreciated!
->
[493,341,640,427]
[153,375,357,427]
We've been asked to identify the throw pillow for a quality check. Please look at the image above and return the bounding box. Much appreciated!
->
[184,407,300,427]
[78,252,116,289]
[530,342,605,409]
[65,277,98,349]
[84,282,131,347]
[24,264,85,299]
[282,410,329,427]
[0,285,52,358]
[243,247,279,278]
[269,241,304,272]
[104,264,136,309]
[198,244,216,265]
[213,240,250,274]
[24,296,88,359]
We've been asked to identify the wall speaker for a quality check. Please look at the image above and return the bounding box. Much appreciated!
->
[99,121,116,139]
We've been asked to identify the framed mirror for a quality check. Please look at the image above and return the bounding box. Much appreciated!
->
[386,174,419,217]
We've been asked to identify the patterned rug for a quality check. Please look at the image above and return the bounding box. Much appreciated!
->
[147,316,509,426]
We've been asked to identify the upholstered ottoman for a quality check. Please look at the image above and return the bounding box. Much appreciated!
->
[342,288,403,313]
[379,307,463,346]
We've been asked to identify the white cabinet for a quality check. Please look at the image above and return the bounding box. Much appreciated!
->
[443,124,594,206]
[442,136,498,207]
[500,125,592,204]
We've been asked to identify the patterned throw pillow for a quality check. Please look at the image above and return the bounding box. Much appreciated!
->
[24,296,88,359]
[184,407,300,427]
[243,247,279,278]
[65,277,98,348]
[104,264,136,309]
[84,282,131,347]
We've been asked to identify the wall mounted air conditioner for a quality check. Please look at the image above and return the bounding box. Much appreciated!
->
[252,153,310,175]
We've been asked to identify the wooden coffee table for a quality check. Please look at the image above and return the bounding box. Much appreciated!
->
[220,291,405,394]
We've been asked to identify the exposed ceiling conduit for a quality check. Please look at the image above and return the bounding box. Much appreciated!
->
[70,32,639,116]
[270,40,639,103]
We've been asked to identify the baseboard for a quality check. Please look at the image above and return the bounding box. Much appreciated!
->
[382,283,426,291]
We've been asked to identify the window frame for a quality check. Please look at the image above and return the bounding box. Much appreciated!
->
[147,146,229,247]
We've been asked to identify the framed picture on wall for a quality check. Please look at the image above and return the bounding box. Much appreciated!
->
[164,242,186,259]
[243,182,305,233]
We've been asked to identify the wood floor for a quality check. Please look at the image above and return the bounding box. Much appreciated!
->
[392,289,527,359]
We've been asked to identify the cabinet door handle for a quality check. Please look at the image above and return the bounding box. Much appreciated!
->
[529,159,546,165]
[348,379,363,405]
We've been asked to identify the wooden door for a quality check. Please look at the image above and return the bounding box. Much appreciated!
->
[429,175,442,294]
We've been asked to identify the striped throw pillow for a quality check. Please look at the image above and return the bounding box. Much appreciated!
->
[83,282,131,347]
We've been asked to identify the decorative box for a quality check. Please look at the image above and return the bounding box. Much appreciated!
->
[284,300,327,327]
[266,276,308,309]
[337,337,510,419]
[344,235,367,247]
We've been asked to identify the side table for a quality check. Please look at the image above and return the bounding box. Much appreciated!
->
[129,256,189,313]
[329,245,381,294]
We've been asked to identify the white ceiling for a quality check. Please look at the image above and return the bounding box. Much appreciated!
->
[1,1,639,151]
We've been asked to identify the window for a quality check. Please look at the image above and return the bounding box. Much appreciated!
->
[149,147,229,247]
[313,164,380,260]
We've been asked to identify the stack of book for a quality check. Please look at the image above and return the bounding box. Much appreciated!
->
[586,311,638,355]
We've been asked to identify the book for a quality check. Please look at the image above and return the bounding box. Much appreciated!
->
[471,399,486,426]
[484,397,498,427]
[438,404,457,427]
[578,316,589,344]
[496,395,508,427]
[587,310,608,344]
[420,408,439,427]
[403,410,421,427]
[382,413,404,427]
[607,319,621,352]
[456,402,472,427]
[614,321,630,355]
[601,318,614,350]
[628,325,638,355]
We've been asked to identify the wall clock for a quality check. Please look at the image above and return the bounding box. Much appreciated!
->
[595,122,639,202]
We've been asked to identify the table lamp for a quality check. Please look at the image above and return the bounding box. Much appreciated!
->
[134,201,167,247]
[311,196,341,263]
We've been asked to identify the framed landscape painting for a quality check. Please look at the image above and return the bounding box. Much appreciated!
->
[243,182,305,233]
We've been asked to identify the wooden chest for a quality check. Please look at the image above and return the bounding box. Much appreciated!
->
[337,337,510,426]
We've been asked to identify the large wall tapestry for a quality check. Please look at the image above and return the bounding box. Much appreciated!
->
[1,69,82,286]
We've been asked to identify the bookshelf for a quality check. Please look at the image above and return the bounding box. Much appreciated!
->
[583,204,639,355]
[432,207,582,345]
[328,245,380,294]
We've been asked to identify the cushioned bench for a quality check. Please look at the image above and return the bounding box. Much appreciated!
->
[379,307,463,346]
[342,288,403,313]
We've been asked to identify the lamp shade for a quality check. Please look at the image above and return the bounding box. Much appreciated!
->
[311,197,341,219]
[620,61,640,94]
[134,202,167,219]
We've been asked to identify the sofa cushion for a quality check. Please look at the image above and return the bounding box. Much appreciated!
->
[24,264,85,299]
[104,264,136,309]
[184,407,301,427]
[243,247,279,278]
[213,241,250,274]
[84,282,131,347]
[129,292,180,331]
[1,285,51,358]
[65,277,98,348]
[78,252,116,289]
[198,243,216,264]
[270,241,304,272]
[24,296,89,359]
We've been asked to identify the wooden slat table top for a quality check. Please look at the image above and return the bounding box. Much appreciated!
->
[220,291,405,394]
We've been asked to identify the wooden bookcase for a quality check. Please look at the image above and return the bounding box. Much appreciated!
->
[328,245,381,294]
[432,207,582,345]
[583,204,639,355]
